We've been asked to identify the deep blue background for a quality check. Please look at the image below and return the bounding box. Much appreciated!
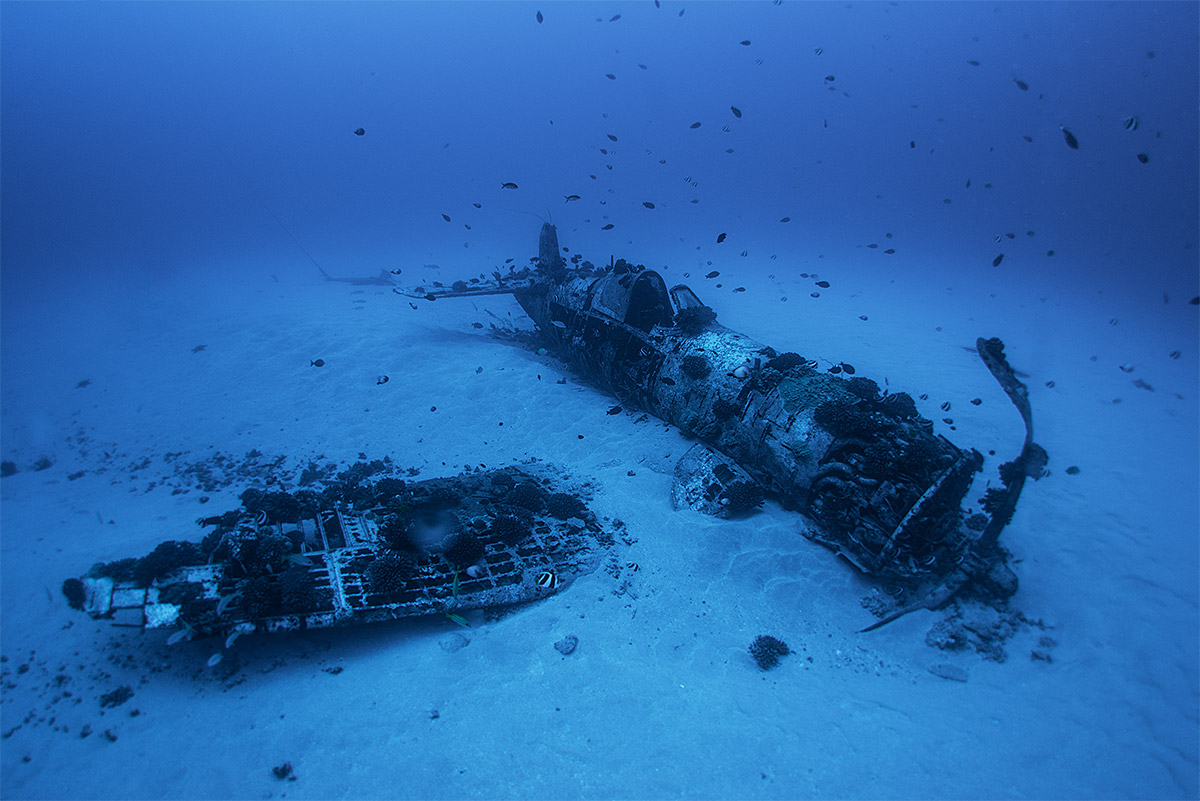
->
[3,1,1197,306]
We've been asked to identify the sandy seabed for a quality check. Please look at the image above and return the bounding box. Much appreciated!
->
[1,253,1196,800]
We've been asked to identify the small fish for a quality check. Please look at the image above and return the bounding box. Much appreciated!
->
[1133,378,1154,392]
[601,223,614,230]
[739,40,751,45]
[716,233,727,243]
[536,10,543,23]
[1060,126,1079,149]
[884,248,895,254]
[970,398,982,406]
[993,254,1004,267]
[441,213,451,222]
[1014,78,1029,91]
[967,60,980,66]
[353,128,365,136]
[607,134,618,141]
[841,363,855,374]
[643,201,656,209]
[1023,135,1033,143]
[166,629,192,646]
[1122,115,1138,131]
[254,509,268,525]
[941,401,952,412]
[813,47,823,55]
[1136,153,1149,164]
[626,562,640,571]
[660,377,676,385]
[780,216,790,223]
[311,359,325,367]
[690,121,702,129]
[473,203,481,209]
[377,375,389,385]
[731,106,742,118]
[824,75,835,82]
[535,571,559,589]
[76,379,92,388]
[609,14,621,21]
[909,140,916,149]
[706,271,720,278]
[500,182,519,189]
[606,405,623,415]
[564,194,581,203]
[207,653,223,668]
[829,365,842,374]
[867,243,878,249]
[815,280,830,288]
[192,344,207,353]
[605,73,617,80]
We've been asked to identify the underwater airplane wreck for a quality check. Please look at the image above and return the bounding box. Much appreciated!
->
[66,224,1045,644]
[403,224,1048,630]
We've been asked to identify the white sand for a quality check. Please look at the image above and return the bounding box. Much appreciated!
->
[1,247,1196,799]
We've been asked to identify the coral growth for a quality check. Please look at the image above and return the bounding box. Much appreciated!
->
[508,482,545,511]
[680,354,712,380]
[131,541,205,587]
[711,397,740,421]
[749,635,791,670]
[765,352,806,373]
[814,401,875,438]
[443,532,485,568]
[61,578,87,610]
[366,552,414,596]
[844,376,881,401]
[675,305,717,335]
[491,514,531,545]
[280,565,322,610]
[723,480,765,513]
[241,576,280,618]
[546,492,586,520]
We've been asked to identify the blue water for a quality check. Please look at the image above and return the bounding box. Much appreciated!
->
[3,2,1196,299]
[2,2,1197,799]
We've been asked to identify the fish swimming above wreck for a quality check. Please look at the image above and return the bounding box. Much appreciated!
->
[400,224,1049,630]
